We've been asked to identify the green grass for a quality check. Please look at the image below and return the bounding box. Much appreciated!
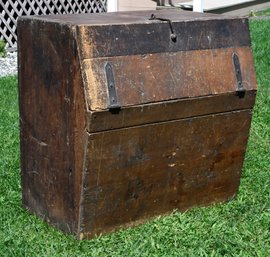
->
[0,20,269,256]
[254,8,270,16]
[0,40,7,58]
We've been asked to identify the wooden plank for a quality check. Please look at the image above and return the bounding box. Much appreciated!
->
[77,15,250,58]
[80,110,252,238]
[18,19,87,235]
[88,91,256,132]
[82,47,256,110]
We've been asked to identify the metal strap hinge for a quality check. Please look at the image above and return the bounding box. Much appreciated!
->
[105,62,121,111]
[232,53,246,98]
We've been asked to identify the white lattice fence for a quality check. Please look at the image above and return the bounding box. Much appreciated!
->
[0,0,107,50]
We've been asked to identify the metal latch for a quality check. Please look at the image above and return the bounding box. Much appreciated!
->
[105,62,121,111]
[149,14,177,42]
[232,53,245,98]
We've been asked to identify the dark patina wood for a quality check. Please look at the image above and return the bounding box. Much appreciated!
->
[18,9,257,239]
[82,47,256,110]
[81,110,252,236]
[88,91,256,132]
[18,19,86,233]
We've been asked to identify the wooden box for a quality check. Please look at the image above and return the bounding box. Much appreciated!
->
[18,10,257,239]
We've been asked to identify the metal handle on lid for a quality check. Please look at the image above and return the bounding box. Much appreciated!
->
[149,14,177,42]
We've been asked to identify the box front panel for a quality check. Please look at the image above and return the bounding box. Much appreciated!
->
[80,110,252,237]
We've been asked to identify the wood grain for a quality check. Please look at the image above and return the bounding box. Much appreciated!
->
[76,13,250,58]
[87,91,256,132]
[82,47,256,110]
[80,110,252,238]
[18,19,87,235]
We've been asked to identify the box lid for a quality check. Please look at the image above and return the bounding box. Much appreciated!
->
[26,10,256,111]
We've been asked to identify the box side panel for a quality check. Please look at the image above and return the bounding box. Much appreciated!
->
[80,110,252,238]
[18,19,87,234]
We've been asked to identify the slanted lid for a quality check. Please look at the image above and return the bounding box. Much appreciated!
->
[74,10,255,111]
[32,10,256,111]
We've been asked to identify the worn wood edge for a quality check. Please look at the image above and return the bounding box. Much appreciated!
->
[78,191,238,240]
[76,131,91,237]
[72,26,94,237]
[74,26,101,237]
[87,91,257,133]
[21,203,78,236]
[87,108,253,135]
[18,9,246,26]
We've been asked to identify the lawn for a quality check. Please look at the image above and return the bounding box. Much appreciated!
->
[0,19,269,256]
[253,7,270,17]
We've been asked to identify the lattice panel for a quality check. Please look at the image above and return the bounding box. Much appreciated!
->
[0,0,107,49]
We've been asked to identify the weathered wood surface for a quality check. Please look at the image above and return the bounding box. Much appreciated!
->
[18,10,257,239]
[88,91,256,132]
[29,9,245,24]
[25,10,251,57]
[18,20,87,234]
[82,47,256,110]
[77,17,250,59]
[81,110,252,238]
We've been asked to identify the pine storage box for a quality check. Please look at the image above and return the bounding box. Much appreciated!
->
[18,9,257,239]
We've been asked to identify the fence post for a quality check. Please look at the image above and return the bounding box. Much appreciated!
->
[107,0,118,12]
[193,0,204,12]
